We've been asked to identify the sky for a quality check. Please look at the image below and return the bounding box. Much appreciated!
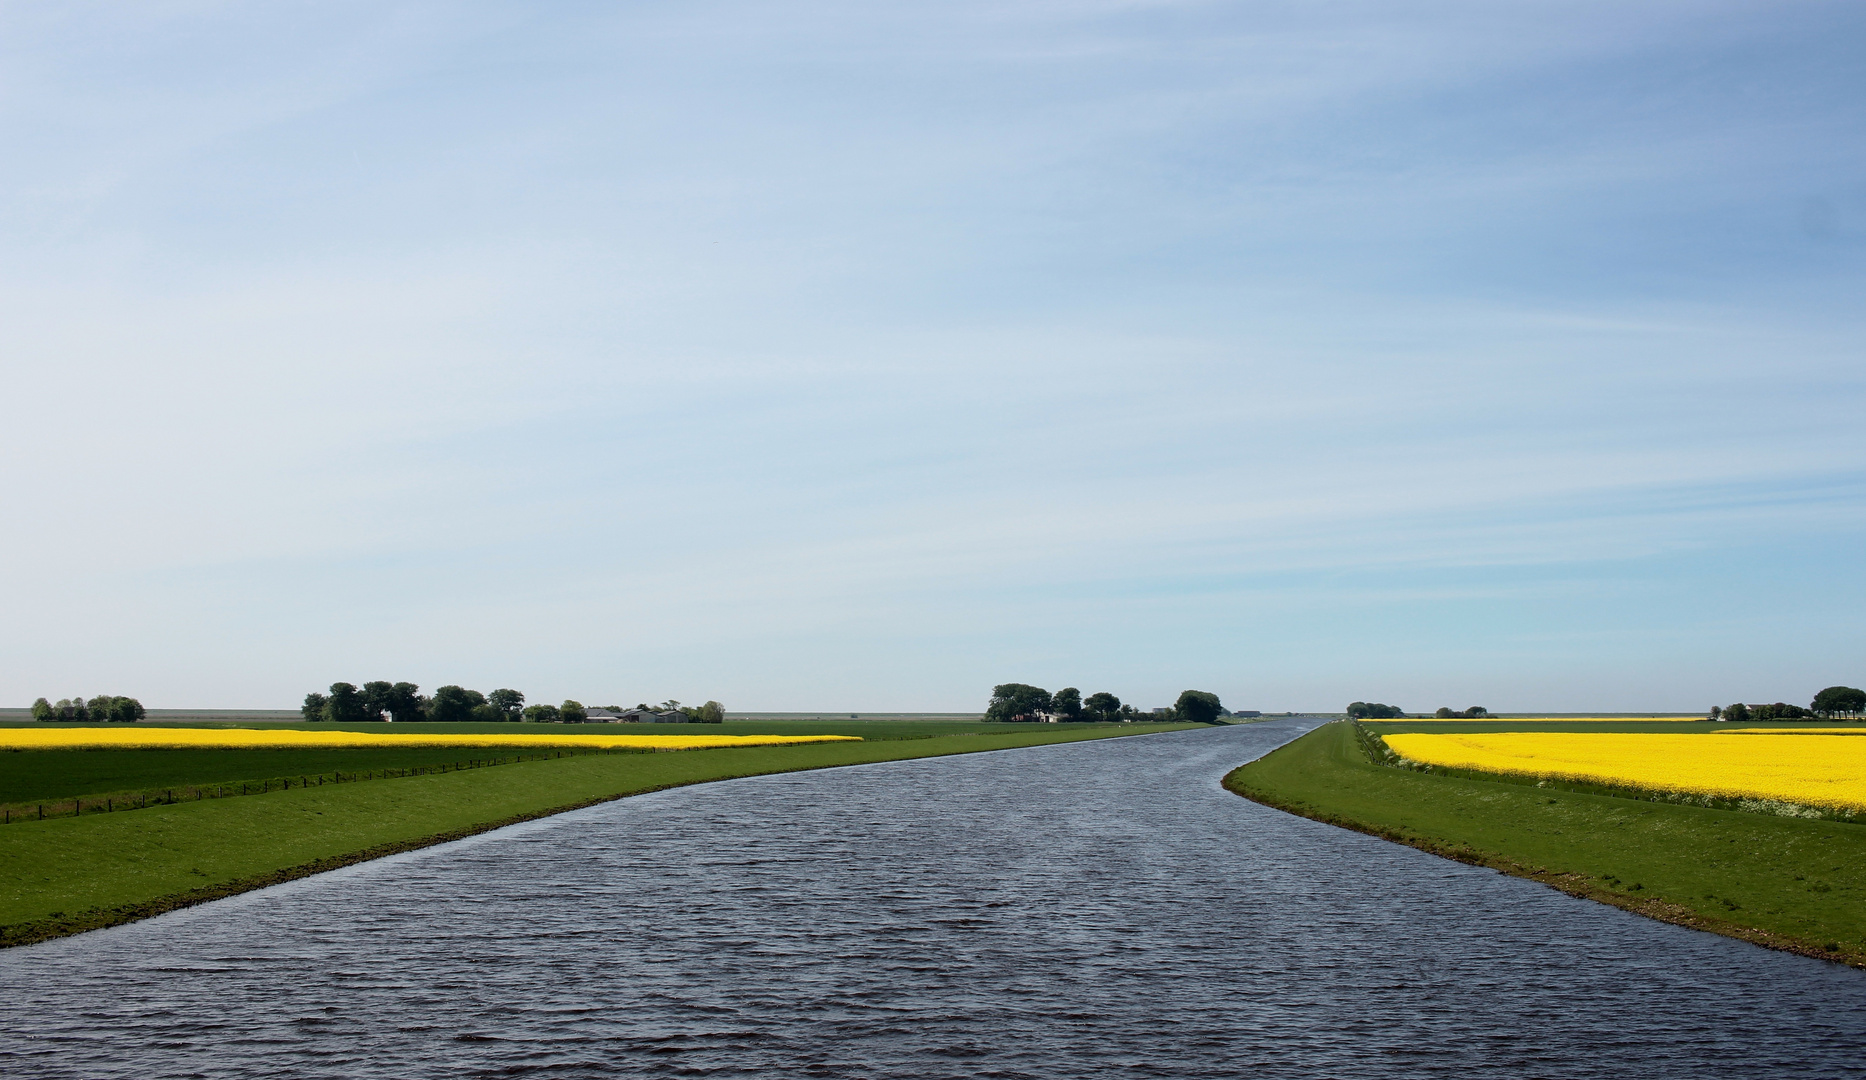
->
[2,0,1863,713]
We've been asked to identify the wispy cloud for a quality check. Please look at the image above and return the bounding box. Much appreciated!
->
[1,0,1861,710]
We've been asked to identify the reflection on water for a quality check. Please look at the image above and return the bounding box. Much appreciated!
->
[2,719,1864,1078]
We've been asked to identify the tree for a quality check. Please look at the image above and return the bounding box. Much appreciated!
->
[302,691,329,721]
[985,683,1052,722]
[488,688,526,720]
[1346,701,1404,719]
[30,698,52,722]
[1749,701,1807,721]
[1464,706,1488,717]
[522,703,561,723]
[386,682,424,722]
[561,699,588,724]
[691,700,726,724]
[1723,702,1751,723]
[1174,690,1224,724]
[86,695,143,723]
[427,685,484,724]
[1812,686,1866,718]
[327,683,366,724]
[1709,705,1722,720]
[1051,687,1083,720]
[1083,692,1122,722]
[360,681,396,722]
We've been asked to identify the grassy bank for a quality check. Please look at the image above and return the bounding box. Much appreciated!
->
[0,717,1160,739]
[0,745,568,806]
[0,721,1186,810]
[1225,722,1866,967]
[1,724,1189,947]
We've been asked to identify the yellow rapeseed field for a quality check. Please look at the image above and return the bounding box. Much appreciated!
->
[1362,716,1708,722]
[1726,728,1866,735]
[0,728,860,752]
[1380,731,1866,814]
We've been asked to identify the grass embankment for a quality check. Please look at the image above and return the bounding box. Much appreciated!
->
[1,724,1190,947]
[0,718,1027,738]
[1225,723,1866,967]
[0,721,1180,812]
[0,746,564,807]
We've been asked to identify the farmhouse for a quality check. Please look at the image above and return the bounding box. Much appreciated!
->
[610,707,689,723]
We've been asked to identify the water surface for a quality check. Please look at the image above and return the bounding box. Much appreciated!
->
[3,719,1863,1077]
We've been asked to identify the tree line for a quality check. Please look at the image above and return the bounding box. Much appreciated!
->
[1347,703,1488,719]
[301,682,725,723]
[30,695,146,722]
[1714,686,1865,721]
[984,684,1228,724]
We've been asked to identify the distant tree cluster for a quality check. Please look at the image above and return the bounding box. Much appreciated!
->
[300,683,725,724]
[1812,686,1866,718]
[30,695,145,723]
[684,701,727,724]
[1433,706,1489,719]
[984,684,1226,723]
[1346,701,1405,719]
[303,682,546,723]
[1727,702,1811,721]
[1712,687,1865,722]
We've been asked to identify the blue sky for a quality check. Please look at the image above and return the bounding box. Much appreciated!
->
[2,1,1862,712]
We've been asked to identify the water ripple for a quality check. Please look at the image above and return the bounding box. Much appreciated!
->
[3,719,1865,1077]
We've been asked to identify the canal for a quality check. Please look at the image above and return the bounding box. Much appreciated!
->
[3,718,1863,1077]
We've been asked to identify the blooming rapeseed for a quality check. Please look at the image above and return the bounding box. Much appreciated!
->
[1361,716,1708,722]
[1381,731,1866,814]
[0,729,860,752]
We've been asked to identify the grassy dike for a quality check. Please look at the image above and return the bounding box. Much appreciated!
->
[1225,722,1866,968]
[2,726,1181,947]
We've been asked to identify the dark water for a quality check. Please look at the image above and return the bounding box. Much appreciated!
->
[4,719,1865,1078]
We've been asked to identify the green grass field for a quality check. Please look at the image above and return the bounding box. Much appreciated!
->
[0,719,1186,809]
[0,746,559,805]
[0,718,1144,740]
[0,722,1193,947]
[1226,722,1866,967]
